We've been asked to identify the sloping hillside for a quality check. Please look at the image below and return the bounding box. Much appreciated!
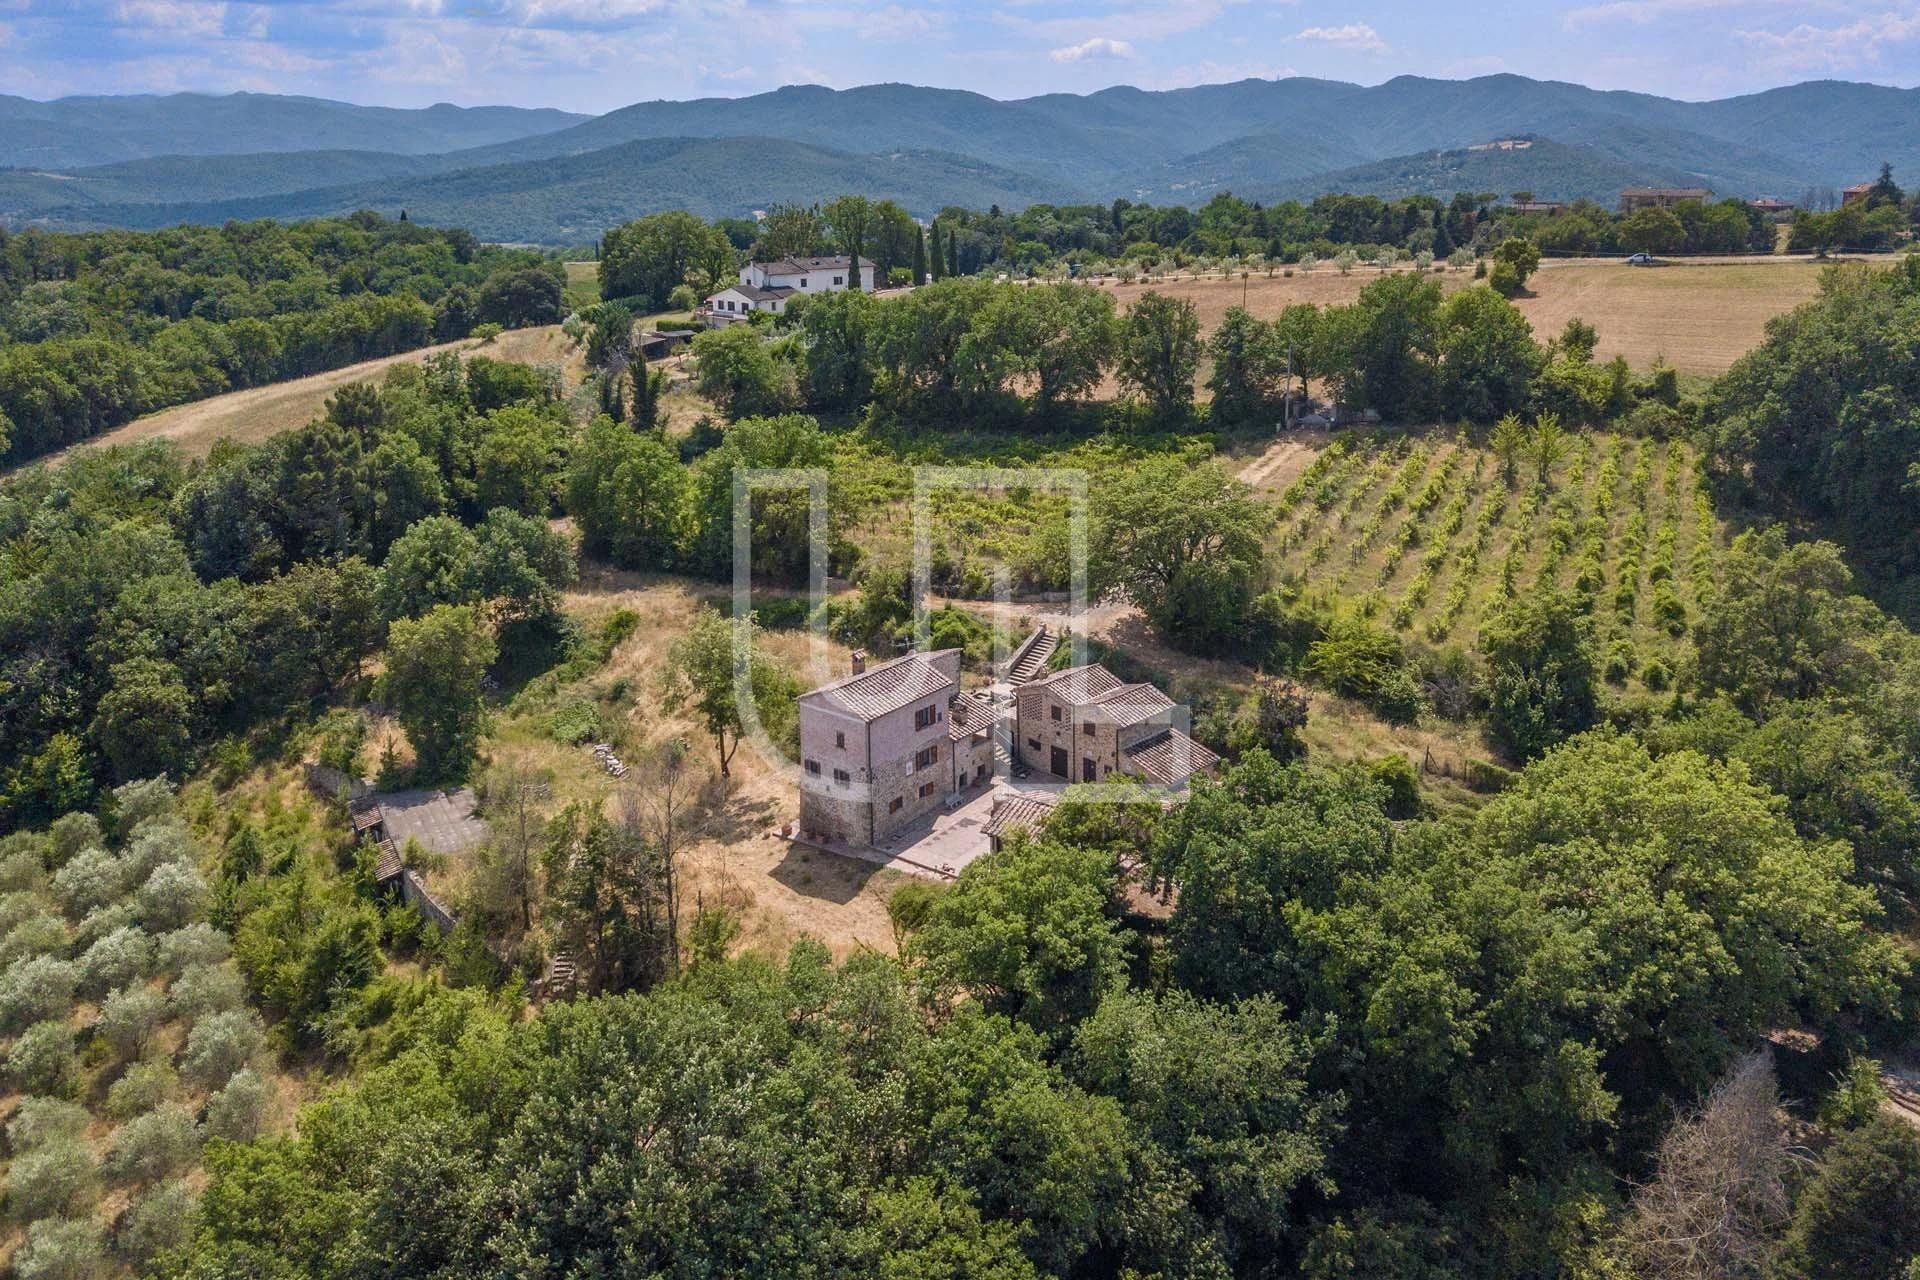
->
[26,136,1079,243]
[0,92,586,168]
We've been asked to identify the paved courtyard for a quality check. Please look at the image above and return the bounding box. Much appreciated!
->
[375,786,490,855]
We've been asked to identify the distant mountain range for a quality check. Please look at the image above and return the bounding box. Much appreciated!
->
[2,76,1916,244]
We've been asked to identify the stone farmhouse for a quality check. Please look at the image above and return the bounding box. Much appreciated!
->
[698,254,876,327]
[1013,663,1219,787]
[796,648,994,846]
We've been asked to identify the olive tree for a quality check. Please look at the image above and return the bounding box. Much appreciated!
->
[14,1216,106,1280]
[180,1008,266,1089]
[77,925,155,997]
[106,1103,201,1182]
[0,956,77,1032]
[204,1067,271,1142]
[6,1020,80,1096]
[98,984,169,1059]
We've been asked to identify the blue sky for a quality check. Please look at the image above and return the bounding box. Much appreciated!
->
[2,0,1917,111]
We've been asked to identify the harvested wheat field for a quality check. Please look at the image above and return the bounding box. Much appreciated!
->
[23,325,575,471]
[1097,254,1849,377]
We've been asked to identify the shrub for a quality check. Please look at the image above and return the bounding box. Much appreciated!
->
[113,1178,196,1269]
[155,924,230,975]
[7,1141,99,1222]
[0,849,46,894]
[8,1097,90,1150]
[72,902,136,950]
[6,1020,79,1096]
[169,962,246,1020]
[204,1067,272,1142]
[105,1059,179,1121]
[109,777,175,836]
[1368,755,1424,819]
[136,861,205,931]
[47,813,102,869]
[15,1215,108,1280]
[1465,759,1517,793]
[106,1103,200,1182]
[50,846,126,918]
[1,912,70,966]
[77,926,155,997]
[180,1008,266,1089]
[122,823,194,885]
[98,985,169,1059]
[0,956,78,1032]
[1603,639,1636,685]
[1643,658,1672,691]
[1304,617,1424,725]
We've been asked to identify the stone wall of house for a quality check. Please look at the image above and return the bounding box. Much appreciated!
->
[1016,685,1127,781]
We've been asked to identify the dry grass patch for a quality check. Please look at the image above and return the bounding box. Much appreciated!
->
[1095,255,1844,377]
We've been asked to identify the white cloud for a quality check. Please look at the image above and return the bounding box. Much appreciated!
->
[1049,35,1134,61]
[110,0,227,39]
[1563,0,1757,27]
[1738,9,1920,68]
[1292,21,1387,52]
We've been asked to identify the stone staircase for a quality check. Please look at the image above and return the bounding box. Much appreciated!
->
[1006,626,1058,685]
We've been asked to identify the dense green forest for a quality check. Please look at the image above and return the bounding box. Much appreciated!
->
[0,214,566,466]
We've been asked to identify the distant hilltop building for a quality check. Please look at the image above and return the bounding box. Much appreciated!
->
[1510,200,1568,215]
[1468,138,1534,151]
[1618,186,1712,214]
[698,254,875,328]
[1842,183,1875,206]
[1747,196,1796,218]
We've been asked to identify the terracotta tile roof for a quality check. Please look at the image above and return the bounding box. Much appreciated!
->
[949,693,997,740]
[983,794,1055,842]
[1122,729,1221,786]
[1028,663,1125,705]
[801,650,960,721]
[372,838,403,884]
[756,254,870,275]
[1084,683,1175,727]
[715,283,796,303]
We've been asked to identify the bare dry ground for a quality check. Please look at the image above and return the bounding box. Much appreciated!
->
[486,571,907,963]
[1096,255,1843,377]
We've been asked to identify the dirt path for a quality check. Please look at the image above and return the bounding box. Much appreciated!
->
[1234,435,1325,494]
[13,325,573,472]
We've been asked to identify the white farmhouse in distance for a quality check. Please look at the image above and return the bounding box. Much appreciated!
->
[698,254,875,327]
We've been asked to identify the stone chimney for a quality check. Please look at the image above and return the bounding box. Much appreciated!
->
[850,650,867,675]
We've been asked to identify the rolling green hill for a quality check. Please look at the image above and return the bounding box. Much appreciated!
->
[0,92,586,168]
[22,136,1080,244]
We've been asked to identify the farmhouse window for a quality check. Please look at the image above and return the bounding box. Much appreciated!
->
[804,760,821,776]
[889,797,903,814]
[919,781,937,798]
[835,731,845,749]
[1049,705,1061,721]
[833,768,851,787]
[914,705,939,730]
[1082,722,1095,736]
[1027,737,1041,750]
[833,275,844,285]
[799,278,808,287]
[915,745,939,770]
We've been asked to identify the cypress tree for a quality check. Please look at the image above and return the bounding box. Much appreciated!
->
[928,218,944,280]
[912,224,928,285]
[947,227,959,278]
